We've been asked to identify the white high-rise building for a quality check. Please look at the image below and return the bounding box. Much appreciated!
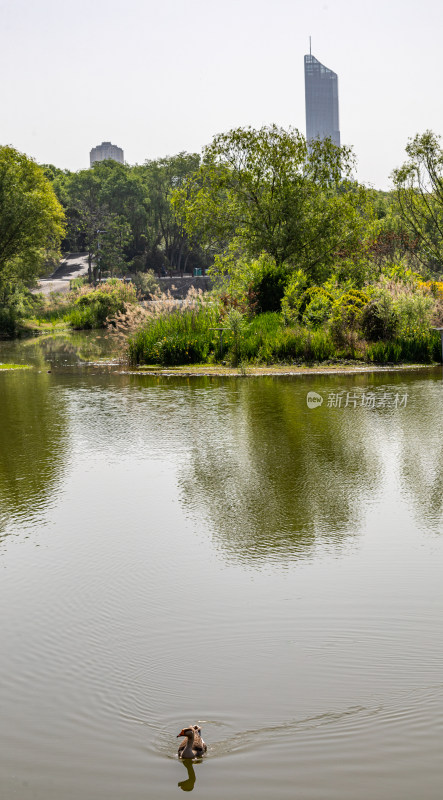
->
[90,141,124,166]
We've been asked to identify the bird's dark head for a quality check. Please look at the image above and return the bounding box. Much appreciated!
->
[177,727,194,739]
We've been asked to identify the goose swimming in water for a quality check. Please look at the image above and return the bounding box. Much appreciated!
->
[177,724,207,758]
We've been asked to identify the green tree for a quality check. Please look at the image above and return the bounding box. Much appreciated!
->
[172,125,370,282]
[392,130,443,274]
[0,146,65,298]
[46,155,208,277]
[52,161,149,279]
[59,167,106,279]
[88,160,149,260]
[96,215,132,278]
[136,152,203,273]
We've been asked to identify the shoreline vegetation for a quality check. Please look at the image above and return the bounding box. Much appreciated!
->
[1,341,438,377]
[6,274,443,369]
[3,128,443,369]
[122,274,443,369]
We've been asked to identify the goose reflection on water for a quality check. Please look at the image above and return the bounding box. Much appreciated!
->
[178,759,197,792]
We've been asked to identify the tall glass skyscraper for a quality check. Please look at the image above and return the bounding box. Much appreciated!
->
[304,53,340,147]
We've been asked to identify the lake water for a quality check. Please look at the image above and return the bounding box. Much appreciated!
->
[1,334,442,799]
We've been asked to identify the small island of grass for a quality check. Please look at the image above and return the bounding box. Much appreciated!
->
[0,363,31,370]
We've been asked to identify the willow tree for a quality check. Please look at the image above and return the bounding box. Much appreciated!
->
[136,152,202,272]
[392,130,443,273]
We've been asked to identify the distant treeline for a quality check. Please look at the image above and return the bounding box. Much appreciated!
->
[42,153,211,279]
[41,128,443,287]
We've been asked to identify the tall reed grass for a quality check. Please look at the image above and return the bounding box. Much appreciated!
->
[128,304,441,367]
[129,310,338,366]
[239,314,336,363]
[128,307,219,365]
[366,331,441,363]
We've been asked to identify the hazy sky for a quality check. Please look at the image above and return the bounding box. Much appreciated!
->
[1,0,442,188]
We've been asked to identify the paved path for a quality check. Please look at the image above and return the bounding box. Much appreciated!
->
[36,253,89,296]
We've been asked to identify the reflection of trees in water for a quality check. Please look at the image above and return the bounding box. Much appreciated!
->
[396,376,443,528]
[0,371,67,536]
[21,332,120,367]
[180,378,381,564]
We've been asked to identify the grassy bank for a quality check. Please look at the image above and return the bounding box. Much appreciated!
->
[24,280,138,333]
[128,309,441,368]
[125,271,443,368]
[4,266,442,371]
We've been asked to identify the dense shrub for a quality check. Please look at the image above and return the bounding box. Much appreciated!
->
[362,280,436,342]
[298,287,330,317]
[343,289,370,306]
[300,288,334,327]
[249,258,291,313]
[361,295,398,341]
[0,306,19,337]
[0,288,43,336]
[394,292,434,336]
[330,290,370,347]
[330,254,372,287]
[132,271,160,298]
[211,252,290,314]
[68,281,137,329]
[281,269,309,323]
[68,305,96,329]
